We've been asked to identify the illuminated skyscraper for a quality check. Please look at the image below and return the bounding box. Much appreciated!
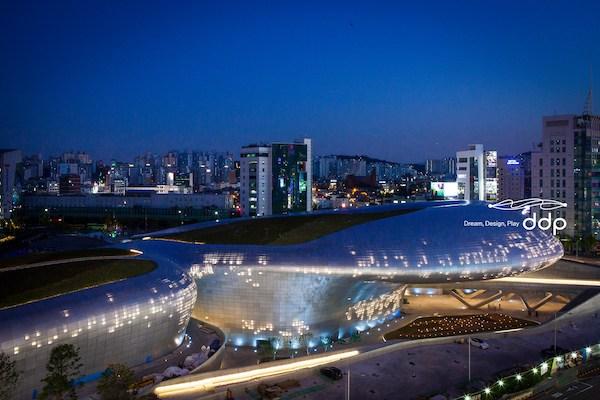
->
[240,138,312,216]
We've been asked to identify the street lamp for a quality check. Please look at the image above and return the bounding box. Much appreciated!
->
[468,335,471,382]
[552,311,567,354]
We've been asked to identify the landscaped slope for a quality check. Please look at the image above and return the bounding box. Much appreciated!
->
[162,208,418,245]
[0,247,135,269]
[0,259,157,308]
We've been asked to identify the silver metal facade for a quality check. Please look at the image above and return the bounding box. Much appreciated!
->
[146,202,563,346]
[0,202,563,398]
[0,257,196,400]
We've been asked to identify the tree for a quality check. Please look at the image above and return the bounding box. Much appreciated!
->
[256,339,274,362]
[298,332,313,356]
[320,335,331,352]
[40,344,83,400]
[582,234,597,255]
[0,352,20,400]
[97,364,135,400]
[269,337,282,360]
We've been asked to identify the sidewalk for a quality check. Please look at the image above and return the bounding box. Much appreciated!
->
[562,255,600,267]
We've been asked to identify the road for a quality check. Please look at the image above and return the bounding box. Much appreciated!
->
[536,376,600,400]
[156,297,600,400]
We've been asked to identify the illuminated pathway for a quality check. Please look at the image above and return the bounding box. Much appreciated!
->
[154,350,359,397]
[495,277,600,287]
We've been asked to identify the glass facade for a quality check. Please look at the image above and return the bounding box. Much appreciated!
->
[574,115,600,238]
[271,143,308,214]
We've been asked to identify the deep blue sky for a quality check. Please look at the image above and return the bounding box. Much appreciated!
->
[1,1,599,162]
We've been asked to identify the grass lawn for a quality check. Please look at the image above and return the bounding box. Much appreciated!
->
[0,247,135,269]
[0,259,157,308]
[163,208,418,245]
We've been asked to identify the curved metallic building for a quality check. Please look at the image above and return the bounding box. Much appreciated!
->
[0,201,562,398]
[0,255,196,400]
[139,201,563,347]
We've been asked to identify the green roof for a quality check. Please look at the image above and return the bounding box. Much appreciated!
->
[0,248,135,269]
[0,259,157,308]
[162,208,417,245]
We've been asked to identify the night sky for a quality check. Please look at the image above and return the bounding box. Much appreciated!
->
[1,1,599,162]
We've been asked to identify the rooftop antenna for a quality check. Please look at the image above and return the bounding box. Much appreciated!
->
[583,65,593,116]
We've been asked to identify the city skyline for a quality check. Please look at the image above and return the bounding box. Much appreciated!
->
[2,1,600,161]
[3,3,600,399]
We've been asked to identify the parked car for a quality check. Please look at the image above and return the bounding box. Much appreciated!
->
[320,366,343,380]
[469,337,489,350]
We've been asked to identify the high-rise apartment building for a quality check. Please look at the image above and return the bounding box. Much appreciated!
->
[426,157,457,178]
[240,139,312,217]
[314,154,415,182]
[240,145,272,217]
[456,144,497,201]
[532,114,600,239]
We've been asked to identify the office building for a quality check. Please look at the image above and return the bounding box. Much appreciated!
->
[532,113,600,238]
[271,139,312,214]
[456,144,497,201]
[497,152,532,201]
[240,139,312,217]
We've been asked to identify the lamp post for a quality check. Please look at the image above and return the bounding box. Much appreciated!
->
[468,335,471,383]
[554,312,557,354]
[347,366,351,400]
[553,311,566,354]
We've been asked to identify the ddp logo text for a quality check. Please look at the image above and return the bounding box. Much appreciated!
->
[488,198,567,235]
